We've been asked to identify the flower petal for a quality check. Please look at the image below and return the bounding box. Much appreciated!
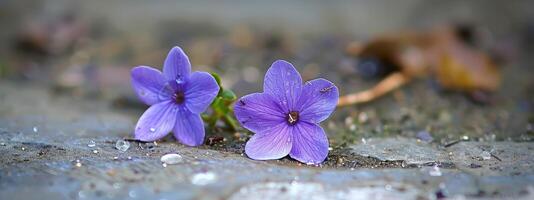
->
[234,93,286,133]
[245,123,292,160]
[297,78,339,123]
[173,108,205,146]
[184,71,220,113]
[131,66,170,105]
[289,122,329,164]
[263,60,302,112]
[163,46,191,82]
[134,101,178,141]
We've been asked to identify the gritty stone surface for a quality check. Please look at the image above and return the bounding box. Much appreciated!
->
[1,81,534,200]
[349,137,451,165]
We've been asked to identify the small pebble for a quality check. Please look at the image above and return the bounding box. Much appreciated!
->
[115,140,130,152]
[416,131,433,143]
[160,153,183,165]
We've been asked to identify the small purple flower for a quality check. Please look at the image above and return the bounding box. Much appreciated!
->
[234,60,339,164]
[131,46,219,146]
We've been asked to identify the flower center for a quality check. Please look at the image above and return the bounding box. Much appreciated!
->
[287,111,299,125]
[173,91,185,104]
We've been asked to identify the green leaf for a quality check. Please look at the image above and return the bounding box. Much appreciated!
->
[221,89,237,102]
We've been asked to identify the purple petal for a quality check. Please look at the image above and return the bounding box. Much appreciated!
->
[289,122,329,164]
[184,72,220,113]
[131,66,171,105]
[173,108,205,146]
[234,93,286,133]
[297,78,339,123]
[245,123,292,160]
[263,60,302,112]
[163,46,191,82]
[134,101,178,141]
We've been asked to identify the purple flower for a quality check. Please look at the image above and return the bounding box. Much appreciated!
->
[131,46,219,146]
[234,60,339,164]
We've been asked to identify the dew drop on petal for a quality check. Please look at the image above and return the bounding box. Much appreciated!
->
[115,140,130,152]
[150,127,156,132]
[160,153,183,165]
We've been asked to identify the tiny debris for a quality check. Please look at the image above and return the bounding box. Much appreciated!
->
[160,153,183,165]
[206,136,224,146]
[470,163,482,168]
[490,152,502,162]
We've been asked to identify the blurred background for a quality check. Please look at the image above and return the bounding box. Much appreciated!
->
[0,0,533,143]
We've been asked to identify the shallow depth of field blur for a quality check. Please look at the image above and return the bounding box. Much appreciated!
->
[0,1,533,200]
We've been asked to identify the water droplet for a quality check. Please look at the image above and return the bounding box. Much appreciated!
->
[92,150,99,154]
[127,156,132,160]
[385,184,393,191]
[175,77,185,84]
[429,165,442,176]
[74,160,82,167]
[32,126,38,133]
[162,163,168,168]
[160,153,183,165]
[115,140,130,152]
[112,183,122,189]
[21,147,26,151]
[191,172,217,186]
[128,190,138,198]
[87,140,96,148]
[481,151,491,160]
[149,128,156,132]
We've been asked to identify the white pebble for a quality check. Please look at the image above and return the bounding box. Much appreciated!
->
[160,153,183,165]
